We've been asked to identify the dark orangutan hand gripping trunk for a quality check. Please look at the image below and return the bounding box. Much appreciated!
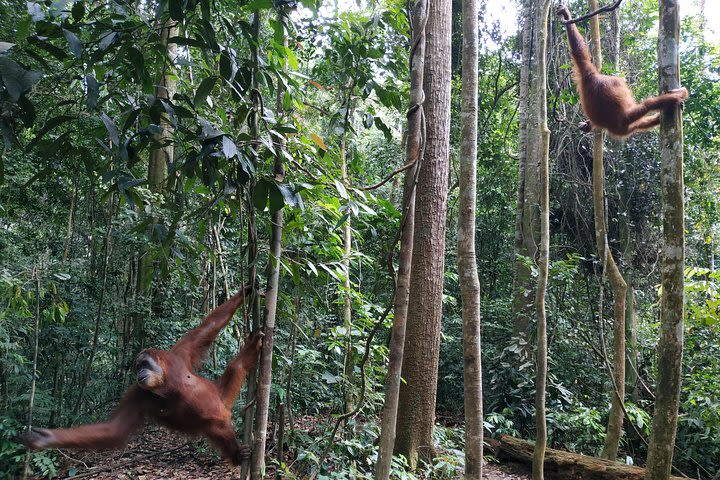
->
[557,6,687,138]
[20,285,263,466]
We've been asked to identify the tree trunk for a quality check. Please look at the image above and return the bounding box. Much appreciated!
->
[585,0,627,460]
[74,195,114,417]
[374,0,425,475]
[394,0,452,466]
[625,273,638,402]
[341,137,355,414]
[458,0,482,475]
[241,10,263,479]
[22,268,41,480]
[645,1,685,478]
[62,181,77,262]
[511,0,539,364]
[526,1,552,478]
[250,9,287,478]
[134,14,177,342]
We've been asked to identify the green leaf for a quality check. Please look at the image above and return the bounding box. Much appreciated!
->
[17,95,36,127]
[71,1,85,21]
[26,1,44,21]
[334,179,348,199]
[0,42,14,54]
[277,184,297,208]
[100,113,120,146]
[268,183,284,213]
[169,0,184,21]
[242,0,273,11]
[253,179,270,211]
[168,36,207,48]
[28,115,73,149]
[219,50,236,82]
[127,47,145,81]
[85,74,98,109]
[0,57,42,101]
[62,28,82,58]
[194,76,218,108]
[98,31,117,51]
[222,136,238,159]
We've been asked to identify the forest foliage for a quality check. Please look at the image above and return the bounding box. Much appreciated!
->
[1,0,719,477]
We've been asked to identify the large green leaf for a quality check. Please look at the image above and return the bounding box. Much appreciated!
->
[193,76,218,108]
[0,57,42,101]
[62,29,82,58]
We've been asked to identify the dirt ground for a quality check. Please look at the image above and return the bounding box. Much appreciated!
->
[45,428,531,480]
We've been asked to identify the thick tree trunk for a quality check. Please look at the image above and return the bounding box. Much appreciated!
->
[134,15,176,341]
[458,0,482,475]
[394,0,452,467]
[585,0,627,460]
[374,1,425,476]
[526,1,552,478]
[645,1,685,478]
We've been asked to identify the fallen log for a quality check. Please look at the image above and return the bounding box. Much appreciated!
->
[495,434,686,480]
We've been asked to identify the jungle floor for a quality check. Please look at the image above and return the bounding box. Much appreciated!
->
[45,426,532,480]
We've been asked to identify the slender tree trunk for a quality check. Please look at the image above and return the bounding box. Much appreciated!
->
[458,0,482,475]
[341,137,355,414]
[250,9,287,478]
[584,0,627,460]
[394,0,452,466]
[276,402,285,480]
[74,195,114,416]
[645,1,685,477]
[527,1,551,478]
[286,288,300,430]
[22,268,41,480]
[62,181,77,262]
[625,272,638,402]
[511,0,539,364]
[374,0,425,475]
[241,11,263,479]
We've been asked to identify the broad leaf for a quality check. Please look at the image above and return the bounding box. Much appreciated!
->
[100,113,120,146]
[62,29,82,58]
[194,76,218,108]
[85,74,98,109]
[0,57,42,101]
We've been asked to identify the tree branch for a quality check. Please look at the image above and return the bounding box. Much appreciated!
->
[561,0,623,25]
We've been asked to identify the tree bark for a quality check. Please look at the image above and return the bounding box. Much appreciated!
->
[511,0,539,364]
[341,137,356,414]
[394,0,452,466]
[74,195,114,417]
[22,268,41,480]
[526,1,552,478]
[374,0,425,476]
[585,0,627,460]
[250,9,287,478]
[241,10,263,479]
[645,1,685,478]
[458,0,482,475]
[134,14,177,341]
[495,435,687,480]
